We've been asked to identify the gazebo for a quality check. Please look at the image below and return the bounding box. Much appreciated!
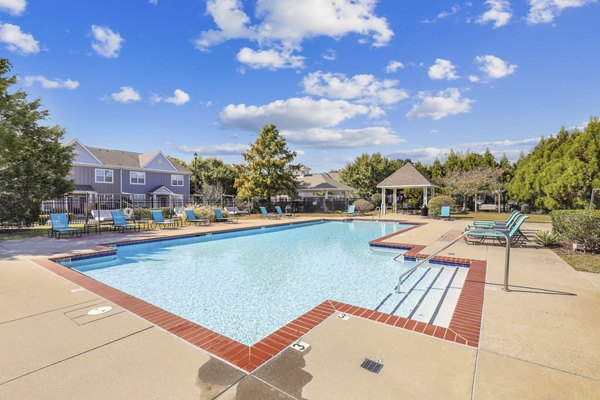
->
[297,172,356,212]
[377,162,438,214]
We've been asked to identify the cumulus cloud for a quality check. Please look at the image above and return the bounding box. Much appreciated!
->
[0,0,26,15]
[195,0,393,69]
[109,86,141,103]
[91,25,124,58]
[178,143,248,156]
[428,58,459,80]
[475,55,517,79]
[406,88,473,120]
[477,0,512,28]
[385,60,404,73]
[527,0,595,24]
[281,127,402,149]
[0,23,39,54]
[236,47,304,69]
[302,71,409,105]
[22,75,79,90]
[151,89,191,105]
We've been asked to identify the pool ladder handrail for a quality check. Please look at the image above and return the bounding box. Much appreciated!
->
[393,229,511,293]
[371,207,381,222]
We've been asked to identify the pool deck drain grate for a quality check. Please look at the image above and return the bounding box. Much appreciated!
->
[361,358,384,374]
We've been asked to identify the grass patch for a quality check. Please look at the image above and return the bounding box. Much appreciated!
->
[451,212,551,224]
[554,246,600,274]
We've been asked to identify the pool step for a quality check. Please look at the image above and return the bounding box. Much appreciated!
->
[374,266,467,327]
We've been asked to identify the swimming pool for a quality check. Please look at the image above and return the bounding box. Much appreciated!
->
[63,220,466,345]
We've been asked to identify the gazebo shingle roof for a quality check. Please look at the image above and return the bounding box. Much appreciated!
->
[377,162,438,188]
[298,173,356,192]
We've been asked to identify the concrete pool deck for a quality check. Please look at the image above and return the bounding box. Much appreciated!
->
[0,215,599,399]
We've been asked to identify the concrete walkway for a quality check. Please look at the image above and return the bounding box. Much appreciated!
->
[1,216,598,399]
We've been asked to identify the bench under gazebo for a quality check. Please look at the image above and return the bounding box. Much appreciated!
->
[377,162,438,215]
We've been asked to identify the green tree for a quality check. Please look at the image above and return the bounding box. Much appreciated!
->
[340,153,401,197]
[234,124,300,201]
[0,59,74,225]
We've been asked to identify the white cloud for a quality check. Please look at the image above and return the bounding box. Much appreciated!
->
[385,60,404,73]
[477,0,512,28]
[0,23,39,54]
[22,75,79,90]
[195,0,393,68]
[468,75,480,83]
[236,47,304,69]
[91,25,124,58]
[406,88,473,120]
[428,58,459,80]
[527,0,596,24]
[220,97,379,131]
[422,4,461,23]
[302,71,409,105]
[281,127,402,149]
[150,89,190,106]
[0,0,26,15]
[109,86,141,103]
[475,55,516,79]
[178,143,248,156]
[322,49,336,61]
[148,0,158,4]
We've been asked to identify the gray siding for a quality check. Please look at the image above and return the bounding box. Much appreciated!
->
[71,165,190,195]
[144,154,177,171]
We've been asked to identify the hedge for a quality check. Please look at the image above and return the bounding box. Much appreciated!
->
[428,196,455,217]
[353,199,374,213]
[551,210,600,253]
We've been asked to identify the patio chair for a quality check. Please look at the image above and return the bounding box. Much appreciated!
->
[275,206,293,218]
[184,209,211,226]
[439,206,451,220]
[225,206,249,216]
[110,210,140,233]
[213,208,238,223]
[464,215,529,246]
[472,210,520,228]
[48,213,82,239]
[345,205,356,216]
[151,210,179,229]
[259,206,280,219]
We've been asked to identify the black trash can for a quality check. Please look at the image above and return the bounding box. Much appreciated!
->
[421,205,429,216]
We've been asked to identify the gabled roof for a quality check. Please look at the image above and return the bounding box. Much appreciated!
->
[66,140,190,173]
[298,173,356,192]
[377,162,438,188]
[148,185,176,195]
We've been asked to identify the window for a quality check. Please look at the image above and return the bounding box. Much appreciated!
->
[95,169,113,183]
[130,171,146,185]
[171,174,184,187]
[132,194,146,206]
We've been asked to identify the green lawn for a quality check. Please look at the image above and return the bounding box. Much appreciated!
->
[558,253,600,274]
[451,212,551,224]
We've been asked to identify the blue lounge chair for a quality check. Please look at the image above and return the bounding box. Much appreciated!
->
[472,210,520,228]
[345,205,356,216]
[48,213,82,238]
[213,208,238,223]
[259,206,280,219]
[465,215,529,246]
[110,211,140,232]
[439,206,451,219]
[151,210,179,229]
[275,206,293,218]
[184,209,210,226]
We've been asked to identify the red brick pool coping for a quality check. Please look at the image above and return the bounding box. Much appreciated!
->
[34,219,486,373]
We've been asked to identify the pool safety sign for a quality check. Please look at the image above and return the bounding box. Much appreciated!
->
[291,341,310,352]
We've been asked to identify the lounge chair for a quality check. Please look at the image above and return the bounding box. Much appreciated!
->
[345,205,356,216]
[472,210,520,228]
[213,208,238,223]
[184,209,211,226]
[225,206,249,216]
[466,212,521,232]
[259,206,280,219]
[464,215,529,246]
[439,206,451,220]
[275,206,293,218]
[110,210,140,232]
[48,213,82,238]
[151,210,179,229]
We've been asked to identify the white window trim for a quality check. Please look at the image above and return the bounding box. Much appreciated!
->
[130,171,146,185]
[95,168,114,184]
[171,174,184,187]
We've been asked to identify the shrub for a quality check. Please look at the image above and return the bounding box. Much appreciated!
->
[371,193,382,207]
[353,199,374,213]
[551,210,600,253]
[192,206,218,220]
[535,230,560,247]
[428,196,455,216]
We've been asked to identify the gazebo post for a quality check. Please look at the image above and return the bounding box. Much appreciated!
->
[423,187,428,206]
[381,187,386,215]
[392,188,397,214]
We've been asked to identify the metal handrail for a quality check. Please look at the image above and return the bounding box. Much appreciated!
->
[393,229,512,293]
[371,207,381,222]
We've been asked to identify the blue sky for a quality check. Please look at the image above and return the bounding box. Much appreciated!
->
[1,0,599,171]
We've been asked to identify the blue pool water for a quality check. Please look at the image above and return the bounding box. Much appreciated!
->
[65,221,462,345]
